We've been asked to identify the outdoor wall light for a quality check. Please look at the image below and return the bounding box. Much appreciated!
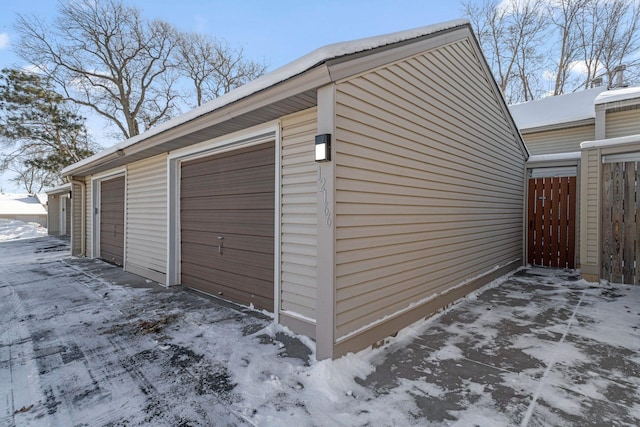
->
[315,134,331,162]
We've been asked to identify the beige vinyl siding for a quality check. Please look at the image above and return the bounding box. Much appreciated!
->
[605,108,640,139]
[280,108,318,320]
[582,149,600,266]
[125,154,168,281]
[84,177,92,256]
[48,196,61,235]
[523,125,595,155]
[71,181,84,256]
[334,39,525,339]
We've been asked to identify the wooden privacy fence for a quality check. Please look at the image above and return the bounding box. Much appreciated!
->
[527,177,576,269]
[601,161,639,285]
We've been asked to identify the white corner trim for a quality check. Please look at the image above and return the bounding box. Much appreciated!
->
[581,133,640,149]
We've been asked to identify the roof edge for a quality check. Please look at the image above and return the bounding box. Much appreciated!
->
[44,183,72,194]
[527,152,581,163]
[581,133,640,149]
[63,19,470,177]
[520,118,595,134]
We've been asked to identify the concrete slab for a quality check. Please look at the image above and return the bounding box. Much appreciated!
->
[1,235,639,426]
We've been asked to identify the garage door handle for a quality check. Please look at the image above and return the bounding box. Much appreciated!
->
[113,225,117,237]
[218,236,224,255]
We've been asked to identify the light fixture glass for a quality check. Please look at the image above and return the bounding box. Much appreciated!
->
[315,134,331,162]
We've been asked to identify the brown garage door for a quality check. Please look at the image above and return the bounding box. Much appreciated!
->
[100,176,125,266]
[65,197,71,236]
[180,143,275,311]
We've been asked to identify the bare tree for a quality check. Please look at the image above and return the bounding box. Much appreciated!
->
[595,0,640,87]
[10,164,55,194]
[176,32,267,107]
[573,0,640,90]
[465,0,640,99]
[15,0,179,139]
[464,0,548,103]
[509,0,549,101]
[548,0,589,95]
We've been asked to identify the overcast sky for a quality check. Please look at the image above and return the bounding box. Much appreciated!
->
[0,0,469,193]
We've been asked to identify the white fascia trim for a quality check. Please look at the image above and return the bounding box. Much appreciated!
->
[167,121,279,161]
[594,86,640,105]
[90,168,127,182]
[519,118,595,135]
[64,19,468,177]
[45,182,72,195]
[581,133,640,149]
[527,152,581,163]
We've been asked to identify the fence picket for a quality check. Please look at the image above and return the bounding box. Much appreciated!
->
[623,162,636,284]
[602,163,613,281]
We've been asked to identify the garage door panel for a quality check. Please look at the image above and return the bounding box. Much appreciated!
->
[182,248,274,276]
[101,211,125,222]
[182,272,273,311]
[181,221,274,238]
[180,167,275,197]
[101,242,124,259]
[180,210,274,225]
[180,141,275,311]
[181,258,273,290]
[181,144,273,173]
[100,176,125,267]
[182,259,273,291]
[180,193,274,211]
[181,145,274,178]
[181,231,273,254]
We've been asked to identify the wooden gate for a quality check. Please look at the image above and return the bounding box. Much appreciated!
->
[601,161,639,284]
[527,177,577,268]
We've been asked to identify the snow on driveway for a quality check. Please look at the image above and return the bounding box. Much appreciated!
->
[1,220,639,426]
[0,219,46,242]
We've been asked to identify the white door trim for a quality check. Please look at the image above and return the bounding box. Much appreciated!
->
[60,194,68,235]
[166,122,281,320]
[91,170,127,261]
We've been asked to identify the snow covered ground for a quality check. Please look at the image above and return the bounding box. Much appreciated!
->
[1,220,639,426]
[0,219,47,242]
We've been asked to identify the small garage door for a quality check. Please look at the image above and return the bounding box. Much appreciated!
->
[64,197,71,236]
[180,143,275,311]
[100,176,125,266]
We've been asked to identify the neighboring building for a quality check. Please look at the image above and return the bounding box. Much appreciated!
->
[580,87,640,284]
[62,20,528,359]
[510,85,640,285]
[0,194,48,227]
[510,86,607,156]
[34,193,48,209]
[46,184,72,237]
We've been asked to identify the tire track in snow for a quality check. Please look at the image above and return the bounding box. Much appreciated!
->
[519,288,586,427]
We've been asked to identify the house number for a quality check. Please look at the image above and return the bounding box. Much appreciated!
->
[318,168,333,227]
